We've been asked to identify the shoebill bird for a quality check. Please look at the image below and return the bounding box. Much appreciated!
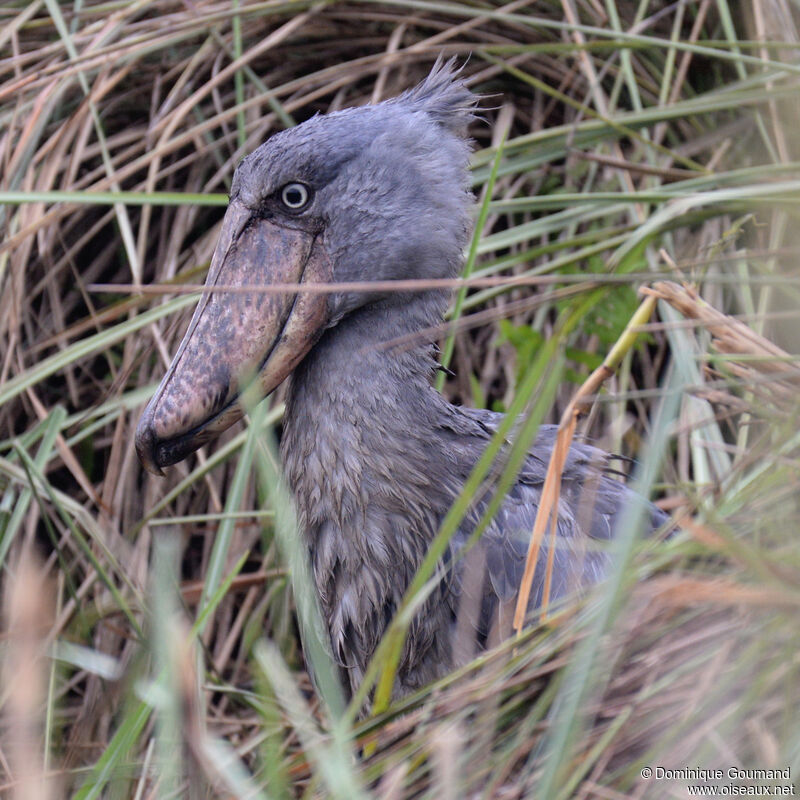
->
[136,61,667,698]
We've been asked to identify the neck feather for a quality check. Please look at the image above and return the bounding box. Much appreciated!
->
[281,291,452,520]
[279,291,459,692]
[285,290,449,439]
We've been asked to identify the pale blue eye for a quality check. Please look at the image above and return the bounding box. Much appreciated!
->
[280,182,310,210]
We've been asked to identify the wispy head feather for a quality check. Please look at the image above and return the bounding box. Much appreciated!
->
[397,56,479,138]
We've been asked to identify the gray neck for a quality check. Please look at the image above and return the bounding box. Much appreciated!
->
[284,291,449,449]
[280,291,459,693]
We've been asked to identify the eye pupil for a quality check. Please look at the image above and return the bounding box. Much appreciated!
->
[281,182,309,210]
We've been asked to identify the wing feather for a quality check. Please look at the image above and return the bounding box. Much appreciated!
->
[444,408,669,636]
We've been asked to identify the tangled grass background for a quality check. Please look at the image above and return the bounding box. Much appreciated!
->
[1,1,799,797]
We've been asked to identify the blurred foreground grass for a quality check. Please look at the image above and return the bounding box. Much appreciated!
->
[1,1,800,797]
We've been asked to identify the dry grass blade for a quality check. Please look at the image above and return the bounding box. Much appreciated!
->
[1,550,56,800]
[644,279,800,406]
[514,293,659,630]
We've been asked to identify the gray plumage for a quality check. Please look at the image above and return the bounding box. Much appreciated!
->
[136,60,668,699]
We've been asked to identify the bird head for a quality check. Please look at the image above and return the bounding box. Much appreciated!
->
[135,59,477,474]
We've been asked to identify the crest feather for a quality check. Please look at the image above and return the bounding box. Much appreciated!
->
[399,57,479,137]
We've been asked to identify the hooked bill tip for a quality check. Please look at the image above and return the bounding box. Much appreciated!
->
[135,412,166,477]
